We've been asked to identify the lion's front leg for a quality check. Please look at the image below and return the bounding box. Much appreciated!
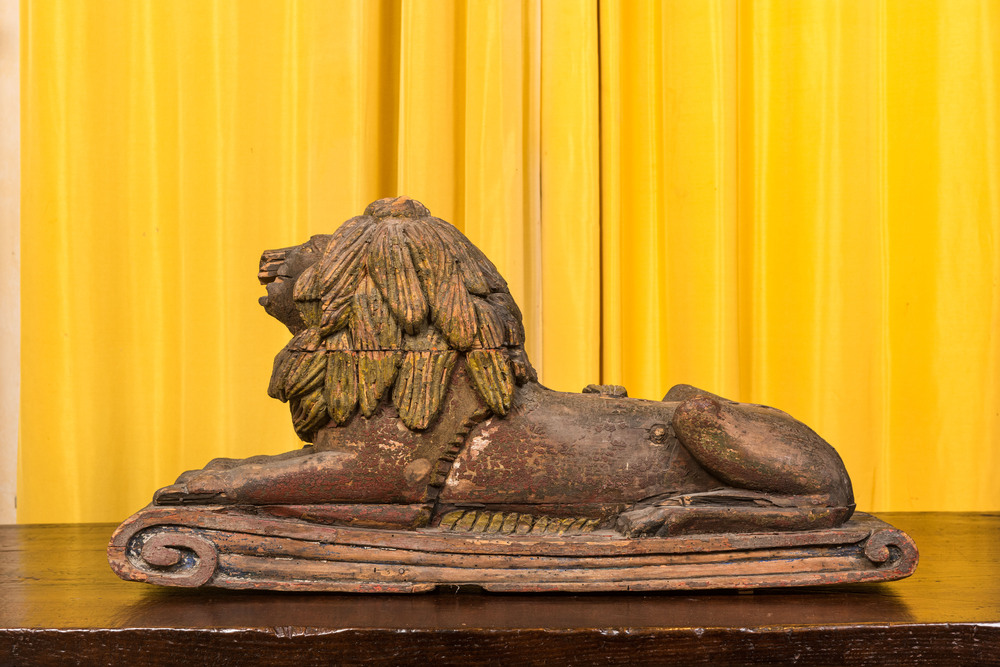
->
[170,445,315,484]
[155,445,316,504]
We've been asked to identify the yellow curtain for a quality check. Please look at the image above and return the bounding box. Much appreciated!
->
[20,0,1000,523]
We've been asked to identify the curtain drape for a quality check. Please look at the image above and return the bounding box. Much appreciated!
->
[20,0,1000,522]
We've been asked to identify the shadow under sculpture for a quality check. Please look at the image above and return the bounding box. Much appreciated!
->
[109,196,917,592]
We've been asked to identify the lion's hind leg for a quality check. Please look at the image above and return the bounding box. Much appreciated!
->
[672,395,853,503]
[618,391,855,537]
[616,488,854,537]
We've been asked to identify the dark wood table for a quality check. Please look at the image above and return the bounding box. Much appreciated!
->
[1,513,997,665]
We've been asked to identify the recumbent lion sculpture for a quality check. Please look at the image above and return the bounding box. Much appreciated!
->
[109,196,918,592]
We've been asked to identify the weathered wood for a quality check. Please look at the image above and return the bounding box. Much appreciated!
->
[120,196,916,592]
[107,507,916,592]
[1,515,997,665]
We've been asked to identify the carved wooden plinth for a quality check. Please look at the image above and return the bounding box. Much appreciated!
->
[108,507,917,592]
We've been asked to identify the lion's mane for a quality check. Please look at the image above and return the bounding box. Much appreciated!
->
[268,196,537,441]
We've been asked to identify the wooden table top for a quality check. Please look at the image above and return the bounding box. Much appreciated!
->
[2,512,998,665]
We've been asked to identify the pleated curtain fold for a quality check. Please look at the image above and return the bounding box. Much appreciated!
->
[19,0,1000,522]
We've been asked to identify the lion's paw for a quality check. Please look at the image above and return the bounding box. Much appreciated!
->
[153,471,235,506]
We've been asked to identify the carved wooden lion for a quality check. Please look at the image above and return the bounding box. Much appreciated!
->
[156,196,854,538]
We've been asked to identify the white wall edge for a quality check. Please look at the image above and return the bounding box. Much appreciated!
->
[0,0,19,524]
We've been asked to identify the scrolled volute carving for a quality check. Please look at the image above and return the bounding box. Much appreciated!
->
[125,528,219,588]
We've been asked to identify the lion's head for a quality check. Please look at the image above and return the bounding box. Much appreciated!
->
[259,196,537,441]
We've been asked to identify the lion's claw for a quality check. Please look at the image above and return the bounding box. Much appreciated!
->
[153,473,234,506]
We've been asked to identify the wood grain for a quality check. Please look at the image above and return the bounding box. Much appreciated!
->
[106,507,917,593]
[2,513,998,664]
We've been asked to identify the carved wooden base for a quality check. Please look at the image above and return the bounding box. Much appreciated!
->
[108,507,917,592]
